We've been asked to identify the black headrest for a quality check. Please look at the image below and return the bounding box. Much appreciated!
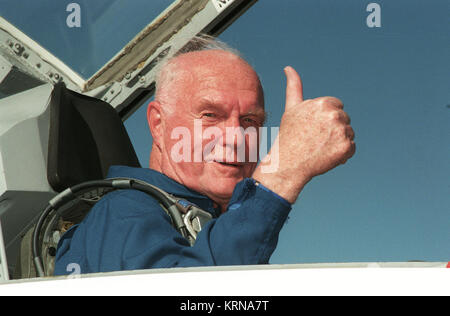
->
[47,83,141,192]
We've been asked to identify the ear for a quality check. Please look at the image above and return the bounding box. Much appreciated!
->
[147,100,164,150]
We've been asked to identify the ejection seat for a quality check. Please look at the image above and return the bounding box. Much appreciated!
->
[13,82,141,278]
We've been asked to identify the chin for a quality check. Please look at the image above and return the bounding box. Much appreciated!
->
[206,177,242,200]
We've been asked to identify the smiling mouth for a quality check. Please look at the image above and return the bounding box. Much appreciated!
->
[215,161,243,168]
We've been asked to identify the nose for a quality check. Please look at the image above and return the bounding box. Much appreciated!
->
[223,116,245,148]
[221,116,251,163]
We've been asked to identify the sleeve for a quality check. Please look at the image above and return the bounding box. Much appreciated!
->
[55,178,291,274]
[193,178,291,266]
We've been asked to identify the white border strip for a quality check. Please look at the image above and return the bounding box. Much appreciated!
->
[0,267,449,296]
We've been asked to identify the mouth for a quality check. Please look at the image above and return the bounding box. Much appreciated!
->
[214,161,244,169]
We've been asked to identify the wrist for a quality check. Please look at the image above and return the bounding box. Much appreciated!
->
[252,167,309,204]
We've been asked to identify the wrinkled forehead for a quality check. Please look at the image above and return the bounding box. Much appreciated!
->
[160,50,264,105]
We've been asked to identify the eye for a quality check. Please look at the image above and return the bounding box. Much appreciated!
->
[242,117,259,126]
[202,112,220,122]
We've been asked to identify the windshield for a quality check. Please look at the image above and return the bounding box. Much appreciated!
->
[0,0,176,79]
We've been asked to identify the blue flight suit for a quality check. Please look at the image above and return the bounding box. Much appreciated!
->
[54,166,291,275]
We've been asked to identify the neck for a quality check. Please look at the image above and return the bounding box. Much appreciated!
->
[149,145,162,172]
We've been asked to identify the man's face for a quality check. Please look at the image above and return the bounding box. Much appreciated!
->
[154,51,265,206]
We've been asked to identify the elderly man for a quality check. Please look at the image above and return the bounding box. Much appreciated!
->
[54,36,355,275]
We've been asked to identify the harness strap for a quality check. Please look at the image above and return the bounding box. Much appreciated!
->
[159,200,213,246]
[19,177,214,279]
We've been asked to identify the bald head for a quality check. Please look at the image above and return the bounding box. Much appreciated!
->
[155,50,264,114]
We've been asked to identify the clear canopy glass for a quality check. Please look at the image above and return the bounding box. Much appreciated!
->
[0,0,176,79]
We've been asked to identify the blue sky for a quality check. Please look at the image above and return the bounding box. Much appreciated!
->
[223,0,450,263]
[126,0,450,264]
[1,0,448,264]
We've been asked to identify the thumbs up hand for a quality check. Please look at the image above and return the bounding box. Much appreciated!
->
[253,66,356,204]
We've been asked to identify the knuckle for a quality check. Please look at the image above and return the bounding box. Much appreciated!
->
[345,125,355,138]
[328,110,341,121]
[340,140,352,153]
[313,97,329,109]
[320,96,343,109]
[330,96,343,107]
[325,96,341,103]
[351,141,356,154]
[342,111,351,123]
[315,96,327,103]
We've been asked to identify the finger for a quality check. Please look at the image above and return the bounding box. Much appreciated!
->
[320,96,344,109]
[348,141,356,159]
[340,141,356,165]
[339,110,351,124]
[284,66,304,110]
[345,125,355,140]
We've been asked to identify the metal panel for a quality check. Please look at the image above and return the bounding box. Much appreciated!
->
[0,221,9,281]
[0,17,85,93]
[86,0,258,119]
[0,0,258,117]
[0,84,56,275]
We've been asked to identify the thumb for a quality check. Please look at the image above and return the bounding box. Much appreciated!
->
[284,66,304,109]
